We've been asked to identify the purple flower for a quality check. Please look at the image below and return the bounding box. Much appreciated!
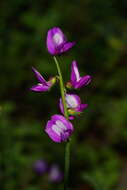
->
[67,60,91,89]
[45,114,74,143]
[46,27,75,55]
[48,164,63,183]
[33,160,48,175]
[30,67,56,92]
[59,94,88,120]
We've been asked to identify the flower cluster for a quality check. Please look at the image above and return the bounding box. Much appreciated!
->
[30,27,91,143]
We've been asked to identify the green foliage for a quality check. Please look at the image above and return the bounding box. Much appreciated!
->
[1,0,127,189]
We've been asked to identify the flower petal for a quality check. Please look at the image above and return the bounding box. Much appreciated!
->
[45,120,61,143]
[71,61,80,85]
[69,94,81,108]
[45,114,73,143]
[51,115,73,130]
[74,75,91,88]
[59,94,83,119]
[60,42,76,54]
[46,27,66,55]
[59,94,81,112]
[52,27,66,45]
[76,103,88,112]
[65,94,80,109]
[32,67,48,85]
[46,27,75,55]
[30,84,50,92]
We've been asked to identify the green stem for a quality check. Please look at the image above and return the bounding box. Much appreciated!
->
[53,56,68,119]
[64,139,70,190]
[53,56,70,190]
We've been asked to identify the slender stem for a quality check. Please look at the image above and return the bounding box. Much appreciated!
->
[64,139,70,190]
[53,56,68,119]
[53,56,70,190]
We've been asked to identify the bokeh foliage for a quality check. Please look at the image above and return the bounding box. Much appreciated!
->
[0,0,127,189]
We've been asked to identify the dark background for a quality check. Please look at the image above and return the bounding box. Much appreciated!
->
[0,0,127,189]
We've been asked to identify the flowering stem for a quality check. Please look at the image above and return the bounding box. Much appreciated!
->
[53,56,70,190]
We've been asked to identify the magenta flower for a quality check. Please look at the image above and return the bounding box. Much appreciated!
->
[67,60,91,89]
[59,94,88,120]
[49,164,63,183]
[46,27,75,55]
[30,67,56,92]
[45,114,73,143]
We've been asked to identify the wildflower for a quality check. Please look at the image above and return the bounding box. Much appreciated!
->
[67,60,91,89]
[59,94,88,120]
[33,160,48,175]
[48,164,63,183]
[45,114,73,143]
[46,27,75,55]
[30,67,56,92]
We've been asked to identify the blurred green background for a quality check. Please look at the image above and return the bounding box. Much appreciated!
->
[1,0,127,189]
